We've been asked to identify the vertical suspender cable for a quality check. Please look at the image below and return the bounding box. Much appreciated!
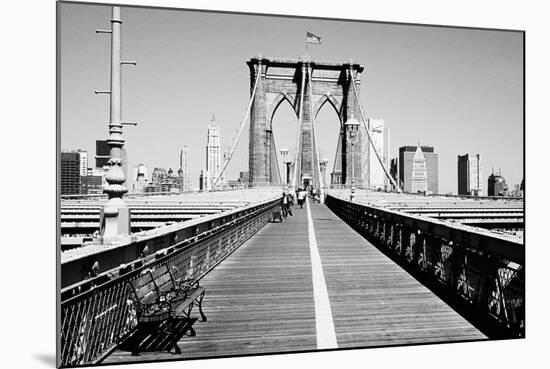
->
[349,67,402,193]
[214,60,262,186]
[308,63,322,189]
[292,61,307,189]
[272,138,284,188]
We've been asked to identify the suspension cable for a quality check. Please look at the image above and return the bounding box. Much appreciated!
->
[214,60,262,186]
[292,62,307,189]
[307,63,323,190]
[272,137,284,188]
[349,67,402,193]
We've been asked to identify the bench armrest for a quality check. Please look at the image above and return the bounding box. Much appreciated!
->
[175,278,199,290]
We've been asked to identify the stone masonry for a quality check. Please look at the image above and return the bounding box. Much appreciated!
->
[246,57,366,188]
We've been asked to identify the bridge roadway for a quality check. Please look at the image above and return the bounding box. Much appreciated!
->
[106,199,485,363]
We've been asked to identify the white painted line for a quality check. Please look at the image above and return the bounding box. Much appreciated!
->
[306,198,338,349]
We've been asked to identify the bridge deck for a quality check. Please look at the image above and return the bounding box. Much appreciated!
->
[107,200,485,363]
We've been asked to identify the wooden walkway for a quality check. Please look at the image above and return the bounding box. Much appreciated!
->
[107,200,485,363]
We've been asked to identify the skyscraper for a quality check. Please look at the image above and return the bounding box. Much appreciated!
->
[132,164,148,193]
[390,157,400,189]
[78,151,88,177]
[411,145,428,193]
[399,145,439,194]
[368,118,385,190]
[206,115,221,189]
[85,168,105,194]
[179,146,192,191]
[61,151,83,195]
[488,170,508,196]
[457,154,483,196]
[95,140,110,168]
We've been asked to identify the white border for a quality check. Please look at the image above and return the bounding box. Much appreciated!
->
[3,0,547,368]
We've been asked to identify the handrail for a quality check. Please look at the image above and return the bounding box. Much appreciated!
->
[325,194,524,338]
[59,198,279,366]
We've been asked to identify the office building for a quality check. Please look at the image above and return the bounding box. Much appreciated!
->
[488,170,508,196]
[144,167,182,193]
[390,158,400,190]
[399,144,438,194]
[199,169,210,191]
[84,168,104,194]
[95,140,110,168]
[78,151,88,177]
[61,151,82,195]
[411,146,428,193]
[132,164,148,193]
[457,154,483,196]
[206,115,221,189]
[180,146,192,191]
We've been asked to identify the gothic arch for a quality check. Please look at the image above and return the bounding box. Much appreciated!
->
[313,94,342,126]
[267,92,298,128]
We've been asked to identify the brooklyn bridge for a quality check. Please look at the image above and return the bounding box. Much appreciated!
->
[58,6,524,367]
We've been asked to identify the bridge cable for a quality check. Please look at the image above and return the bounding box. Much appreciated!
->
[349,67,402,193]
[292,62,307,189]
[273,138,284,187]
[214,60,262,187]
[308,63,323,190]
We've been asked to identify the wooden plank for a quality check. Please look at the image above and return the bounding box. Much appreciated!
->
[106,202,485,364]
[310,202,486,347]
[107,205,317,363]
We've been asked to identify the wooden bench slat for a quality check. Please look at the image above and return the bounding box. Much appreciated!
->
[125,263,207,356]
[173,287,205,315]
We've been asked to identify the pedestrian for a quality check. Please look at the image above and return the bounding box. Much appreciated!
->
[281,191,288,219]
[314,188,321,203]
[286,192,294,216]
[297,187,306,208]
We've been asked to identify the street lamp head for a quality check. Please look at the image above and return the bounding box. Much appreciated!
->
[346,115,361,145]
[345,116,360,130]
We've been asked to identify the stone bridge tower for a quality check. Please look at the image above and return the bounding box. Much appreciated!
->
[247,56,366,189]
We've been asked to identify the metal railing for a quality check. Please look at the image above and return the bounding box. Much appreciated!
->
[325,195,524,338]
[59,198,278,367]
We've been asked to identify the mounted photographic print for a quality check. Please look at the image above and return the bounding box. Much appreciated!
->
[57,1,524,367]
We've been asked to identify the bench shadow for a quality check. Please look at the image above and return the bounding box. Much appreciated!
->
[118,317,198,355]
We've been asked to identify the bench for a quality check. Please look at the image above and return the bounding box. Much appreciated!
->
[151,264,207,324]
[127,265,206,355]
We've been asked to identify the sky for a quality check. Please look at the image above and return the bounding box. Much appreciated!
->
[59,2,523,194]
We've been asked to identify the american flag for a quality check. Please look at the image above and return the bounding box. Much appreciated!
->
[306,32,321,45]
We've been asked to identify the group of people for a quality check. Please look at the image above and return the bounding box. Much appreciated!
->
[274,185,321,223]
[296,187,308,208]
[272,190,293,222]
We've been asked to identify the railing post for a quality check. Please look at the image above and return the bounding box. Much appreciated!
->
[410,230,423,265]
[401,228,412,259]
[395,225,403,255]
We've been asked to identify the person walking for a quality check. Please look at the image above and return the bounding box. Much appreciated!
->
[297,187,306,209]
[286,192,294,216]
[281,191,288,220]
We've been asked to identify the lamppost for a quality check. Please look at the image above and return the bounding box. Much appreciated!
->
[345,116,360,202]
[95,7,137,242]
[319,157,329,203]
[280,146,293,187]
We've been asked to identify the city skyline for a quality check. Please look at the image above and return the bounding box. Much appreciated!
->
[60,3,523,194]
